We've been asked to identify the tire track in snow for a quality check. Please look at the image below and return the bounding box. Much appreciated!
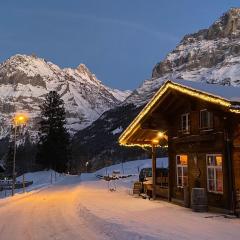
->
[78,205,158,240]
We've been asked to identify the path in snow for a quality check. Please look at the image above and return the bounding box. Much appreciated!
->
[0,176,108,240]
[0,159,240,240]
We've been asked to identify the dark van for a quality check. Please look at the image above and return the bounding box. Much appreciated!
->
[139,168,168,187]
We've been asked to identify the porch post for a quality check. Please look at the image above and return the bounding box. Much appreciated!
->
[152,144,157,200]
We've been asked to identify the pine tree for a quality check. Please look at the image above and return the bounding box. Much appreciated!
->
[36,91,70,172]
[5,143,14,177]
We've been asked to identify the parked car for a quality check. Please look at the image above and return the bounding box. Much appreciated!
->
[139,167,168,187]
[140,167,169,197]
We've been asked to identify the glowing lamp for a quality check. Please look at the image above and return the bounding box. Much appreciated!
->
[13,113,28,126]
[157,132,164,138]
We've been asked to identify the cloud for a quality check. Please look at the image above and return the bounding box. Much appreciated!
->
[74,13,178,41]
[15,7,179,42]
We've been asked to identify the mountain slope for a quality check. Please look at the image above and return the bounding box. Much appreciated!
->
[72,8,240,169]
[0,54,131,141]
[126,8,240,106]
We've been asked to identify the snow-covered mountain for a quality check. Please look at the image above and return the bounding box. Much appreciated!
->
[125,7,240,106]
[72,8,240,169]
[0,54,131,140]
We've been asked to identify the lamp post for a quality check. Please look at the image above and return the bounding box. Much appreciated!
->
[12,113,28,196]
[85,161,89,173]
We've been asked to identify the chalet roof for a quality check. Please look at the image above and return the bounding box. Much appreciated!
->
[171,79,240,104]
[119,79,240,147]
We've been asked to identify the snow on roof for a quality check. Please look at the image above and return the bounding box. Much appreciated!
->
[171,79,240,103]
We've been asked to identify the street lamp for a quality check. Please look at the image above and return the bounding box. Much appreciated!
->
[12,113,28,196]
[13,113,28,126]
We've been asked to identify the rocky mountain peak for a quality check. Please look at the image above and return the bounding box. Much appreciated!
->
[208,8,240,38]
[76,63,90,73]
[0,54,131,141]
[182,8,240,44]
[151,8,240,81]
[123,8,240,106]
[4,54,47,68]
[75,63,99,84]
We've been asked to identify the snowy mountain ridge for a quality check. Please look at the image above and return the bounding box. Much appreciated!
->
[0,54,131,141]
[125,8,240,106]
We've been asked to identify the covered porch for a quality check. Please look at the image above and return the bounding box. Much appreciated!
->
[119,102,171,199]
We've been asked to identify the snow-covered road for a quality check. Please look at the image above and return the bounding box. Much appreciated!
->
[0,176,107,240]
[0,162,240,240]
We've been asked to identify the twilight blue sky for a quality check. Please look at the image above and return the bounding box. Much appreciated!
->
[0,0,239,90]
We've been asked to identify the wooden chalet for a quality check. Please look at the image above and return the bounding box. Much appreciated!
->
[119,79,240,214]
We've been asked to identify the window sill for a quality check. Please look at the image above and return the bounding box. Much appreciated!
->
[207,190,223,195]
[200,128,213,132]
[178,130,190,135]
[176,186,186,189]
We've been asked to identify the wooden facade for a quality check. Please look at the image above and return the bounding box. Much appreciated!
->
[166,92,236,211]
[119,80,240,214]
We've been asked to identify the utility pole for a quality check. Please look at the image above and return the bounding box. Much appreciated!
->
[85,161,89,173]
[22,173,26,193]
[11,113,28,196]
[12,126,17,196]
[152,144,157,200]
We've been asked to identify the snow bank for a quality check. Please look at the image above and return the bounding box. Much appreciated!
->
[95,158,168,176]
[0,170,65,199]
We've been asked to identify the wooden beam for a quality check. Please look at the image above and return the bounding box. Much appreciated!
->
[152,144,157,200]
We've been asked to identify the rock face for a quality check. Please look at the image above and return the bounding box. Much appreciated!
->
[125,8,240,107]
[152,8,240,78]
[72,8,240,169]
[0,54,131,141]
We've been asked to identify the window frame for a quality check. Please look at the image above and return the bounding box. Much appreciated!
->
[181,113,190,134]
[200,109,213,130]
[176,154,188,188]
[206,154,223,194]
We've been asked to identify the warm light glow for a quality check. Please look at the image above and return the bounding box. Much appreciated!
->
[119,80,240,147]
[230,108,240,113]
[179,155,188,165]
[119,143,168,148]
[13,113,29,126]
[152,139,159,144]
[216,155,222,166]
[157,132,164,138]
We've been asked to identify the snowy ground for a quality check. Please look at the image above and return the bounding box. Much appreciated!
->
[0,159,240,240]
[0,170,64,198]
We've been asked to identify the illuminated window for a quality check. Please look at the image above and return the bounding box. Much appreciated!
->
[176,155,188,187]
[206,154,223,193]
[200,110,213,129]
[181,113,190,133]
